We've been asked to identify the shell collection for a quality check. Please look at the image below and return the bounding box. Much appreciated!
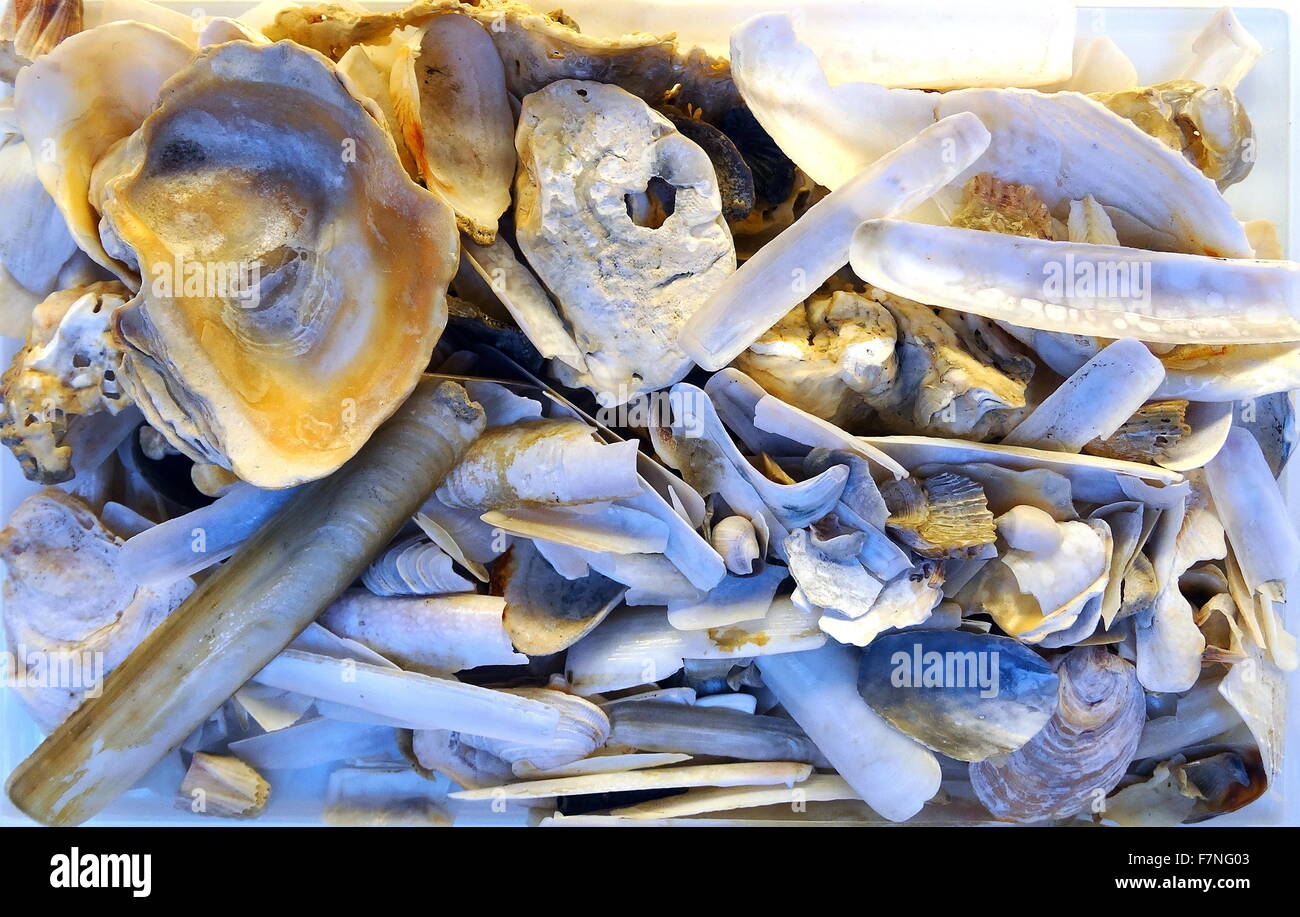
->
[0,0,1294,828]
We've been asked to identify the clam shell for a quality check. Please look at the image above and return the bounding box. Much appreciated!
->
[858,631,1059,762]
[495,539,625,656]
[970,646,1145,822]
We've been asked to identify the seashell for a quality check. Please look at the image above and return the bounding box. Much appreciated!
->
[680,112,991,371]
[852,221,1299,346]
[553,0,1074,89]
[336,41,417,178]
[605,773,859,821]
[860,434,1187,509]
[1180,7,1261,91]
[481,504,670,556]
[783,527,884,621]
[323,763,450,827]
[0,282,133,484]
[564,599,825,696]
[608,701,825,765]
[756,643,941,822]
[511,752,690,781]
[619,478,727,592]
[1,0,82,72]
[970,646,1146,822]
[177,752,269,819]
[1103,744,1267,827]
[1091,80,1255,189]
[710,515,761,575]
[458,687,610,775]
[1083,399,1192,464]
[748,383,907,479]
[818,561,944,648]
[318,589,525,673]
[665,563,788,631]
[436,418,641,511]
[390,14,515,242]
[805,449,889,530]
[951,172,1054,239]
[229,717,401,771]
[857,631,1060,762]
[14,21,192,280]
[514,79,736,404]
[0,489,193,732]
[196,16,268,47]
[494,539,626,656]
[102,40,459,488]
[415,498,506,567]
[0,130,82,310]
[1204,427,1300,597]
[882,472,996,559]
[730,13,1251,258]
[662,108,755,224]
[1002,340,1165,453]
[361,535,476,597]
[449,761,813,803]
[914,462,1075,521]
[190,463,240,499]
[703,367,807,457]
[411,728,515,791]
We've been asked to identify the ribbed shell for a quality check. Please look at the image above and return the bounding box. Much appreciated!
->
[362,535,474,596]
[460,689,610,774]
[883,472,996,559]
[970,646,1145,822]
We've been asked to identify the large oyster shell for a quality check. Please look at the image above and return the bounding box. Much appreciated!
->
[970,646,1145,823]
[102,40,460,487]
[514,79,735,404]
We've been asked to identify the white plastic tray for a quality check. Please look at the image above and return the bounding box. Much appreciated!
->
[0,1,1295,826]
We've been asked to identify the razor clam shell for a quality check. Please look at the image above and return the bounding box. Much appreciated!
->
[852,221,1297,345]
[731,13,1250,258]
[750,387,907,479]
[857,631,1059,762]
[860,434,1187,509]
[704,368,808,457]
[971,646,1145,822]
[458,688,610,774]
[495,539,626,656]
[411,728,515,791]
[665,563,789,631]
[361,534,476,596]
[1003,340,1165,452]
[1135,677,1243,761]
[317,590,526,673]
[323,763,451,827]
[228,718,402,771]
[679,111,991,370]
[757,643,941,822]
[606,773,860,820]
[512,752,691,780]
[619,478,727,592]
[450,761,813,802]
[609,700,827,765]
[1204,426,1300,594]
[1154,400,1233,471]
[564,599,825,696]
[481,503,670,555]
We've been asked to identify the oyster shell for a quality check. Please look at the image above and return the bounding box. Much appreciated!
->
[513,79,735,404]
[0,282,134,484]
[970,646,1145,823]
[390,14,515,242]
[104,40,460,487]
[0,489,193,732]
[857,631,1060,762]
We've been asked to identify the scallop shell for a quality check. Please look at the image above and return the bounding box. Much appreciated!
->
[102,40,459,488]
[882,472,996,559]
[970,646,1145,823]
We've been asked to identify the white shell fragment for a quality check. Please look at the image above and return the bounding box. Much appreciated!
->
[1003,340,1165,452]
[680,111,992,370]
[449,761,813,802]
[853,222,1300,346]
[361,535,476,596]
[757,644,941,822]
[514,79,735,404]
[391,14,516,242]
[1181,7,1261,90]
[606,773,859,820]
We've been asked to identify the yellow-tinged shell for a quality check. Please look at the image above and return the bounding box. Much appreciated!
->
[104,40,460,488]
[0,0,81,75]
[1084,399,1190,463]
[882,472,996,559]
[177,752,270,818]
[951,172,1054,240]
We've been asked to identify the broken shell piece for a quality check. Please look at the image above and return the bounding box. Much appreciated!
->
[190,463,240,498]
[514,79,735,403]
[971,646,1145,822]
[882,473,996,560]
[711,515,761,575]
[176,752,269,819]
[449,761,812,802]
[105,40,459,487]
[1002,340,1165,452]
[390,14,515,242]
[1180,7,1261,91]
[564,599,825,696]
[1,0,82,71]
[757,643,941,822]
[1092,80,1255,189]
[680,111,992,371]
[457,688,610,775]
[1084,400,1191,464]
[437,419,641,510]
[494,540,625,656]
[336,41,417,178]
[323,763,450,827]
[512,752,691,780]
[13,21,192,278]
[784,528,884,621]
[0,489,193,732]
[229,718,401,771]
[609,701,824,765]
[411,728,514,791]
[1104,745,1267,827]
[1204,427,1300,597]
[361,535,476,597]
[665,563,789,631]
[858,631,1059,762]
[482,504,669,556]
[951,172,1054,239]
[731,13,1250,258]
[818,561,945,648]
[852,221,1300,346]
[0,282,134,484]
[318,590,526,673]
[607,773,858,820]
